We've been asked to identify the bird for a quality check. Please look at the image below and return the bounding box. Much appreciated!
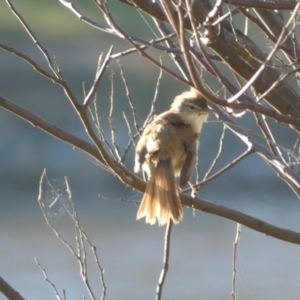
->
[134,89,213,226]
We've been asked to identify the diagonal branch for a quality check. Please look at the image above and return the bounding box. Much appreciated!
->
[223,0,298,10]
[181,193,300,245]
[0,276,26,300]
[2,94,299,245]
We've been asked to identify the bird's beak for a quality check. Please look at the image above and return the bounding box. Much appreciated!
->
[200,107,215,115]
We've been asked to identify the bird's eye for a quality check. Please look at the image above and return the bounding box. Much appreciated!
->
[189,105,196,110]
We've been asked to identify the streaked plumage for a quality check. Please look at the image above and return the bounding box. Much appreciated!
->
[134,90,212,226]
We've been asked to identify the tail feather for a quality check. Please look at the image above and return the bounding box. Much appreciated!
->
[137,159,183,226]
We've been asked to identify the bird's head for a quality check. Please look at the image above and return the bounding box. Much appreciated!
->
[171,90,214,132]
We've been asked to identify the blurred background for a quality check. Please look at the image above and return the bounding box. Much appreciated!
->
[1,1,300,299]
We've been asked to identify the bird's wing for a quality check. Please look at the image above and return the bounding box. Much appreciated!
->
[134,133,148,173]
[135,112,185,172]
[134,117,164,172]
[179,139,197,189]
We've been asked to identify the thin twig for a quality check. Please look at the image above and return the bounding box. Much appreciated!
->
[143,58,163,127]
[3,36,300,129]
[226,1,300,103]
[239,7,298,61]
[254,113,277,155]
[38,171,106,300]
[156,220,173,300]
[5,0,61,78]
[35,258,63,300]
[154,19,191,81]
[65,177,97,300]
[66,181,107,300]
[192,148,253,191]
[203,125,227,181]
[291,135,300,173]
[93,0,191,86]
[117,60,140,132]
[38,169,77,256]
[231,223,241,300]
[88,94,102,139]
[99,194,140,205]
[121,112,136,163]
[255,67,300,103]
[59,0,183,55]
[108,72,122,162]
[0,43,60,82]
[83,46,114,107]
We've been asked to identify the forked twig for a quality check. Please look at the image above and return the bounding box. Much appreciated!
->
[93,0,191,86]
[37,170,106,300]
[192,148,253,191]
[38,170,77,255]
[83,47,114,107]
[35,258,63,300]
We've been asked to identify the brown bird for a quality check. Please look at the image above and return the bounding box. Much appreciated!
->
[134,89,213,226]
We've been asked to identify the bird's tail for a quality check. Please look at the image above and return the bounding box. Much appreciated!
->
[137,159,183,226]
